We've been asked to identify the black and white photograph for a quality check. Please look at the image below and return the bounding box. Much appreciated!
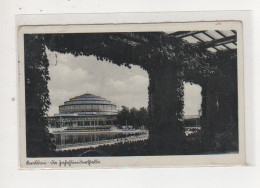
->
[18,22,245,168]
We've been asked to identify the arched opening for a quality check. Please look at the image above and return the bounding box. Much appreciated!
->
[45,48,150,151]
[183,82,202,137]
[183,82,202,117]
[46,49,149,116]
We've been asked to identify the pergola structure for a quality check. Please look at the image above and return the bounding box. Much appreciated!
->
[170,30,237,51]
[24,29,238,156]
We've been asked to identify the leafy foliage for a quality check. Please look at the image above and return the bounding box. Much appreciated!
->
[24,32,238,156]
[117,106,149,129]
[24,35,56,157]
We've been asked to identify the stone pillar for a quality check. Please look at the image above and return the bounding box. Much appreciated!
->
[200,78,232,152]
[147,62,185,154]
[200,81,221,129]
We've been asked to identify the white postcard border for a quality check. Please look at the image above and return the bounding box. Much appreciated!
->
[18,21,246,169]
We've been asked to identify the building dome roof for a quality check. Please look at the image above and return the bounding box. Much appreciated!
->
[59,93,117,115]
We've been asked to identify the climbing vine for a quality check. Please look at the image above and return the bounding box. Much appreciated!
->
[24,34,56,157]
[24,32,238,156]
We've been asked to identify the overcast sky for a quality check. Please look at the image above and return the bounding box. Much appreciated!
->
[46,48,201,116]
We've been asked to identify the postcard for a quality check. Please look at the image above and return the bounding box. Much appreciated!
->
[18,21,245,168]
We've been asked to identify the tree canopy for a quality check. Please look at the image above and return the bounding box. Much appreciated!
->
[117,106,149,129]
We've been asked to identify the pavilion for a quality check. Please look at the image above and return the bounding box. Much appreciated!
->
[47,93,117,129]
[47,93,148,150]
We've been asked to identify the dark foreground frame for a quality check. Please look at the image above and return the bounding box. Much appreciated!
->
[18,22,245,168]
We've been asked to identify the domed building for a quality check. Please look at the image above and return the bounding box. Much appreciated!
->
[47,93,148,151]
[48,93,117,128]
[59,93,117,116]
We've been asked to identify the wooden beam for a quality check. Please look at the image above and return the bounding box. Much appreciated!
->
[216,45,228,50]
[190,32,219,51]
[215,30,227,38]
[223,44,231,50]
[207,47,219,51]
[201,35,237,48]
[212,47,219,51]
[201,31,215,40]
[169,31,205,38]
[231,30,237,35]
[191,35,204,42]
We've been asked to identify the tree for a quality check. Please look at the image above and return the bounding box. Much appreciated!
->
[137,107,149,128]
[129,108,138,128]
[117,106,130,127]
[117,106,149,129]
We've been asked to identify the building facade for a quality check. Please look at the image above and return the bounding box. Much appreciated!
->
[48,93,117,129]
[47,93,148,150]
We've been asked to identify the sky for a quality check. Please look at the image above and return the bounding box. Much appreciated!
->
[46,48,202,116]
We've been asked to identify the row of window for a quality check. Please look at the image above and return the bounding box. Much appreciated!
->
[48,116,116,121]
[50,120,114,126]
[60,104,116,111]
[64,100,111,105]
